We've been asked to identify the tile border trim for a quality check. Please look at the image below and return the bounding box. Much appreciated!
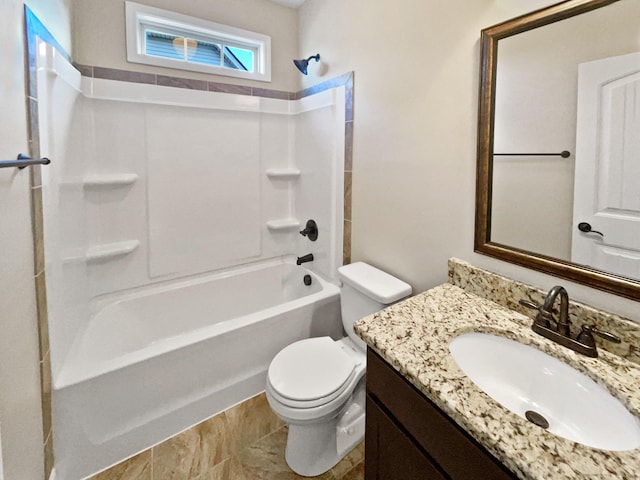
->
[24,7,63,479]
[74,63,353,101]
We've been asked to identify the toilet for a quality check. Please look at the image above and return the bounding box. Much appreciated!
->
[266,262,412,476]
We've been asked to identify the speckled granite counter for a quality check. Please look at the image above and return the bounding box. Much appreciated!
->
[354,261,640,480]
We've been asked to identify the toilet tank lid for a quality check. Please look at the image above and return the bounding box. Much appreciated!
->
[338,262,412,304]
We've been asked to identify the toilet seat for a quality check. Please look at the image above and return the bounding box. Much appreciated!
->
[267,337,357,408]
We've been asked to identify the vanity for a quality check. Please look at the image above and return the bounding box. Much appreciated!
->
[355,258,640,480]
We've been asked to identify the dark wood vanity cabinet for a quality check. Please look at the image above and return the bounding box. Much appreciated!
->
[365,349,518,480]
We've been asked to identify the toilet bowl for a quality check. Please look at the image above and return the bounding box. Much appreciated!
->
[266,262,411,476]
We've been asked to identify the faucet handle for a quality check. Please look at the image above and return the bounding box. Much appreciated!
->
[519,299,555,328]
[299,219,318,241]
[519,299,559,316]
[578,325,621,346]
[519,299,541,311]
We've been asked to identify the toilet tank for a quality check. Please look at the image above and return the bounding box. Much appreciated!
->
[338,262,412,350]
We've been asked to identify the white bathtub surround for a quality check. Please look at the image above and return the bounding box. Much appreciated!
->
[36,42,92,387]
[38,40,345,373]
[36,41,347,480]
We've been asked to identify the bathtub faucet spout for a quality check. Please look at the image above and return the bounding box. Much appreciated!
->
[296,254,314,265]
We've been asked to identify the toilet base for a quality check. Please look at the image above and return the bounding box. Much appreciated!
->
[284,384,366,476]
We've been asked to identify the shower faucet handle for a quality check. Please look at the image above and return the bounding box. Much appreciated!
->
[299,219,318,241]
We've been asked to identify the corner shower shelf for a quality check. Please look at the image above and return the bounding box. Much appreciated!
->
[86,240,140,263]
[83,173,139,188]
[266,168,301,180]
[266,219,301,231]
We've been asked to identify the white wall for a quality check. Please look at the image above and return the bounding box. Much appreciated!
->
[298,0,640,322]
[71,0,299,91]
[0,424,3,480]
[27,0,72,52]
[0,1,71,479]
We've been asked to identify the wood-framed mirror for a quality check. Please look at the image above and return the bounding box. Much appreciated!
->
[475,0,640,301]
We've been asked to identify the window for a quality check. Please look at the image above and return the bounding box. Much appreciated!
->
[125,2,271,82]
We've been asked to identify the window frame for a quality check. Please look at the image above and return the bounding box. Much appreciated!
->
[125,2,272,82]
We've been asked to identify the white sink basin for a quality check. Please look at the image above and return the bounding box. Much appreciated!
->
[449,332,640,451]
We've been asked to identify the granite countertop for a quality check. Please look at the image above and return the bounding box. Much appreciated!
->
[355,283,640,480]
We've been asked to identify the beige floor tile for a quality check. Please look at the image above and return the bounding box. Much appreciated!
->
[330,442,364,479]
[193,456,248,480]
[237,426,335,480]
[153,414,236,479]
[225,393,285,452]
[90,451,151,480]
[340,462,364,480]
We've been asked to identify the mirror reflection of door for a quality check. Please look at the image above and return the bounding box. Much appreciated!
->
[572,52,640,279]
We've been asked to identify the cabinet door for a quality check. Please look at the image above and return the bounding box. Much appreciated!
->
[366,349,517,480]
[365,394,447,480]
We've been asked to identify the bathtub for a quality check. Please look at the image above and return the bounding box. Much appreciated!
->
[52,258,342,480]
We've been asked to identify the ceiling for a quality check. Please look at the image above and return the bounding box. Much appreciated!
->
[268,0,306,8]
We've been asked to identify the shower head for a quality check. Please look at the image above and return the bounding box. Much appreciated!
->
[293,54,320,75]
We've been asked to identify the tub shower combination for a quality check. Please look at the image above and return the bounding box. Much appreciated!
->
[37,43,346,479]
[55,261,342,479]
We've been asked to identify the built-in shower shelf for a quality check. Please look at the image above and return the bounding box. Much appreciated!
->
[86,240,140,263]
[266,219,301,231]
[266,168,301,180]
[83,173,139,187]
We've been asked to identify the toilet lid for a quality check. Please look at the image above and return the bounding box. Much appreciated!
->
[268,337,356,402]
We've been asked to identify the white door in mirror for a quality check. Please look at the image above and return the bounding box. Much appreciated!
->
[572,52,640,279]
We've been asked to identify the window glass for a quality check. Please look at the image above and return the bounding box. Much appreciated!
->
[225,46,254,72]
[126,2,271,81]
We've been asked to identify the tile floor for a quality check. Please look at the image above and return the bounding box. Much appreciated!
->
[89,393,364,480]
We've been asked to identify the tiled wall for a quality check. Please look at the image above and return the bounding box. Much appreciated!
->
[89,393,364,480]
[24,9,353,478]
[74,64,293,100]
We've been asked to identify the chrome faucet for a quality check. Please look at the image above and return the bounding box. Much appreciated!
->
[519,286,620,358]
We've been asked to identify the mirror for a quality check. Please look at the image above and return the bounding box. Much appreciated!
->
[475,0,640,300]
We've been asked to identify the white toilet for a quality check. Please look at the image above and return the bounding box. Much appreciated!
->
[266,262,412,476]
